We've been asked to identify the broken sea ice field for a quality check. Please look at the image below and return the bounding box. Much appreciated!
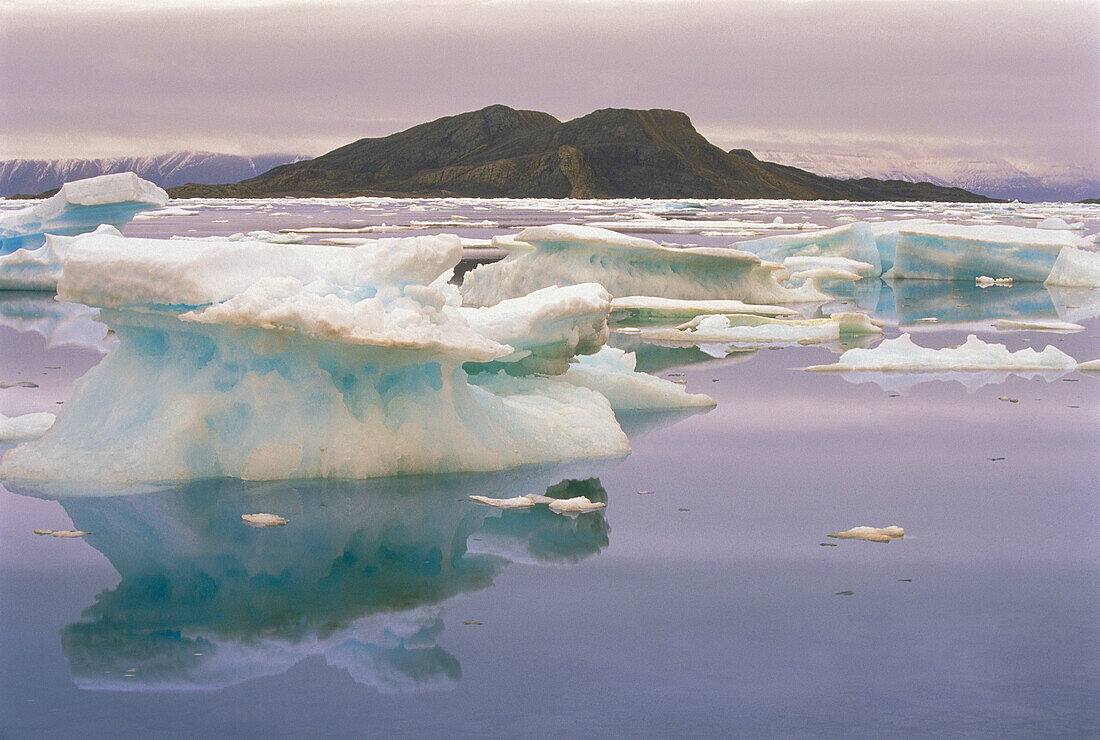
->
[0,191,1096,736]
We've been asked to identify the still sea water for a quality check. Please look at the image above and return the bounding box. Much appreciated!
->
[1,198,1097,738]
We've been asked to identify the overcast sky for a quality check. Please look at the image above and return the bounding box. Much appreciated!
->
[1,0,1096,171]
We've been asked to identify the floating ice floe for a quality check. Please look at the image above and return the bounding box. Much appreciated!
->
[1036,216,1084,230]
[460,224,826,307]
[33,528,90,538]
[827,526,904,543]
[976,276,1013,287]
[0,229,709,484]
[993,319,1084,332]
[0,174,167,290]
[241,513,289,527]
[169,230,306,244]
[558,346,715,411]
[0,411,55,441]
[469,494,542,509]
[547,496,605,514]
[803,333,1081,372]
[609,295,797,322]
[633,312,882,346]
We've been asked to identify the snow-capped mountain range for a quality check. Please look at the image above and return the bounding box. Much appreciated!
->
[752,151,1100,203]
[0,152,303,197]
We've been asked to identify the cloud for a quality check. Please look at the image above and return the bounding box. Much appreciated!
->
[1,0,1096,170]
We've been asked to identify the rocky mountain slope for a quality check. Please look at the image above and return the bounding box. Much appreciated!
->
[167,106,991,202]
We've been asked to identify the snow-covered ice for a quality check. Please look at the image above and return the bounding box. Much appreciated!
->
[0,173,166,289]
[827,525,904,543]
[460,225,826,306]
[0,226,717,483]
[547,496,606,514]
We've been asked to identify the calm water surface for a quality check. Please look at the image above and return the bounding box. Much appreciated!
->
[1,199,1097,738]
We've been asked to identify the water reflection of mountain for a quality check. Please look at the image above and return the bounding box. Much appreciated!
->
[23,468,611,693]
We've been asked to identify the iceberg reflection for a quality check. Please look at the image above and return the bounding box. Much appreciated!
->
[17,468,611,692]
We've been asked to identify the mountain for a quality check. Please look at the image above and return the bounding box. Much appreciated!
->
[0,152,303,198]
[749,150,1099,203]
[167,106,992,202]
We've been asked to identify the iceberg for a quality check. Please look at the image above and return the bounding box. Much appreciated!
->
[459,225,826,307]
[0,173,167,290]
[804,333,1080,372]
[0,230,644,484]
[634,312,882,346]
[735,220,1100,286]
[889,223,1099,285]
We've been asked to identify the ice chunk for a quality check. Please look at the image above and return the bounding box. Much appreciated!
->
[469,494,540,509]
[1046,246,1100,288]
[1,232,633,483]
[0,292,114,353]
[827,525,904,543]
[737,223,884,275]
[0,411,55,441]
[804,333,1079,372]
[1036,216,1083,230]
[241,513,289,527]
[782,255,878,279]
[889,223,1097,284]
[976,276,1013,287]
[460,224,825,307]
[609,296,798,322]
[33,528,90,538]
[993,319,1084,332]
[636,312,882,346]
[170,230,306,244]
[0,173,167,286]
[557,346,715,411]
[547,496,605,514]
[458,283,611,374]
[1077,359,1100,371]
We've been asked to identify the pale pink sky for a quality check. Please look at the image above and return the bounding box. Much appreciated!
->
[1,0,1096,172]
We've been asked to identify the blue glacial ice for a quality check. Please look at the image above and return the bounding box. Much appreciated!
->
[0,173,167,290]
[735,220,1100,286]
[0,229,710,484]
[460,224,827,306]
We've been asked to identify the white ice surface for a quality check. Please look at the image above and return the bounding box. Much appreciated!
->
[0,231,641,483]
[558,346,715,411]
[0,173,167,289]
[804,333,1079,372]
[547,496,606,514]
[827,525,904,543]
[460,224,825,306]
[241,513,289,527]
[609,296,798,320]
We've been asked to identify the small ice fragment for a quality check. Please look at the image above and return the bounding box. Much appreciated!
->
[989,457,1005,461]
[1076,359,1100,371]
[835,590,855,596]
[803,333,1078,372]
[819,542,838,547]
[547,496,606,514]
[916,317,939,323]
[826,525,904,543]
[33,528,90,537]
[976,276,1013,287]
[1036,216,1073,230]
[994,319,1084,332]
[997,396,1018,403]
[241,513,289,527]
[468,494,539,509]
[463,620,484,625]
[636,490,654,495]
[0,381,38,388]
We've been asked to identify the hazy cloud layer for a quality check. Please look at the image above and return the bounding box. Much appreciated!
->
[1,0,1096,170]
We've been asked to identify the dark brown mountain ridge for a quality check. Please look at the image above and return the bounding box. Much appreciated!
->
[168,105,994,202]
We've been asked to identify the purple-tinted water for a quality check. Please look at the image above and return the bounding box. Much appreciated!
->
[0,200,1097,738]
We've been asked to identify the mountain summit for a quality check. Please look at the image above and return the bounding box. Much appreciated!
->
[169,106,991,201]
